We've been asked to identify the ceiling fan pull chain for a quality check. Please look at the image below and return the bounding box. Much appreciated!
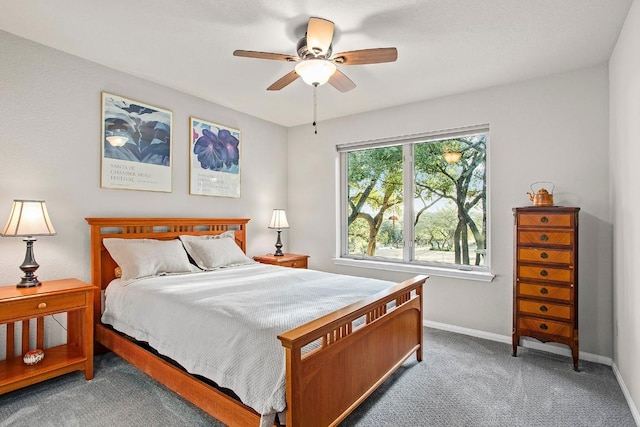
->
[313,83,318,134]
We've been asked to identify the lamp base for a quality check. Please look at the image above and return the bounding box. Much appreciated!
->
[274,230,284,256]
[17,237,42,288]
[18,276,41,288]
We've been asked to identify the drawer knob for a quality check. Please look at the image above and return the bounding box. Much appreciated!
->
[37,302,47,309]
[540,305,548,313]
[540,216,549,223]
[540,252,548,259]
[540,234,549,241]
[540,323,548,330]
[540,269,548,277]
[540,287,548,295]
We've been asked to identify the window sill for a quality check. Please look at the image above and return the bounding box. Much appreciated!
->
[332,257,495,283]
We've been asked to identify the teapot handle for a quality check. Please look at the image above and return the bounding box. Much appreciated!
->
[530,181,555,194]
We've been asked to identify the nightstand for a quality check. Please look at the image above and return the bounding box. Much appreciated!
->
[253,253,309,269]
[0,278,95,394]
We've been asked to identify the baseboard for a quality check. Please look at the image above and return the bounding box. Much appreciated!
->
[612,362,640,426]
[424,320,612,366]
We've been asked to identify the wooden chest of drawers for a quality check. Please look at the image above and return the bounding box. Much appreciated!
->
[512,207,580,370]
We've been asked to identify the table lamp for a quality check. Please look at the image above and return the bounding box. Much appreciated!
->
[268,209,289,256]
[1,200,56,287]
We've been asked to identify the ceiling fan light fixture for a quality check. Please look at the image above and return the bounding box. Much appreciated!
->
[295,59,337,86]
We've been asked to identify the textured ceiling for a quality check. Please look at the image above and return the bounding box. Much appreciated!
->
[0,0,633,127]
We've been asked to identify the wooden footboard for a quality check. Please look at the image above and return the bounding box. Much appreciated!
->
[279,275,426,427]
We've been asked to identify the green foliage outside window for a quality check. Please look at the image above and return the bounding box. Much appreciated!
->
[346,134,487,267]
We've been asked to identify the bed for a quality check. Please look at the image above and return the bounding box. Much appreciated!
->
[86,217,427,427]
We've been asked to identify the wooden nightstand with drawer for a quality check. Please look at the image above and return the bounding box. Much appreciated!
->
[512,207,580,370]
[253,253,309,269]
[0,278,95,394]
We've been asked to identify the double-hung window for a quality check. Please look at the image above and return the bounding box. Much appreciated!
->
[337,125,491,280]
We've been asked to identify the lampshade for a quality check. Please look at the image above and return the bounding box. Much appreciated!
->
[295,59,337,86]
[268,209,290,230]
[1,200,56,237]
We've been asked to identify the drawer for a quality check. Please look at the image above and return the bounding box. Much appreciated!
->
[518,230,573,247]
[518,282,572,302]
[518,247,572,265]
[518,299,571,320]
[280,259,307,268]
[518,213,573,228]
[0,292,87,323]
[518,265,572,283]
[518,316,572,338]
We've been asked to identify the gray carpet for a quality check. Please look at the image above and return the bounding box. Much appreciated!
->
[0,328,635,427]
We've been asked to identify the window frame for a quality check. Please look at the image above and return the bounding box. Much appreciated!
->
[337,124,494,282]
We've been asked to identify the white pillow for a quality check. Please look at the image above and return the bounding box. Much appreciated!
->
[183,237,254,270]
[179,230,235,247]
[103,238,200,283]
[179,231,235,264]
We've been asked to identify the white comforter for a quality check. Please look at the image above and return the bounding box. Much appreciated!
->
[102,263,393,422]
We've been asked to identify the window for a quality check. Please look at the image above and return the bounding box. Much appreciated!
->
[338,125,489,275]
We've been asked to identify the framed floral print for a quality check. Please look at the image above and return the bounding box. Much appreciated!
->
[101,92,172,192]
[189,117,241,198]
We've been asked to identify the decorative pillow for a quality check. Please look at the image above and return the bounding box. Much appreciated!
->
[179,231,236,265]
[103,238,200,283]
[182,237,254,270]
[179,230,235,245]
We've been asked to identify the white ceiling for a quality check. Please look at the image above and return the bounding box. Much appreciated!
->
[0,0,633,127]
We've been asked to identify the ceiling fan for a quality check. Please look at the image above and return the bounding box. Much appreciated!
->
[233,17,398,92]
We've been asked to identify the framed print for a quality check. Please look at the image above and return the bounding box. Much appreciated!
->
[189,117,241,198]
[101,92,172,192]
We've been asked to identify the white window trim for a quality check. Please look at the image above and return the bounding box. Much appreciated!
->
[336,123,490,152]
[337,124,492,281]
[332,257,495,282]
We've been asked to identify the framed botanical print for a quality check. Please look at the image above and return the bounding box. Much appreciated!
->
[101,92,172,192]
[189,117,241,198]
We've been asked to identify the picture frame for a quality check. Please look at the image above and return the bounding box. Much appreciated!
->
[101,92,172,192]
[189,117,241,198]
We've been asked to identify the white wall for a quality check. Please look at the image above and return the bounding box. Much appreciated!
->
[0,30,288,348]
[610,0,640,416]
[288,65,612,357]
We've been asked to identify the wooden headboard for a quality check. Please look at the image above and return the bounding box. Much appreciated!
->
[85,217,249,323]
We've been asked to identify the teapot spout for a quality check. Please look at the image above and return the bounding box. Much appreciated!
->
[526,192,534,201]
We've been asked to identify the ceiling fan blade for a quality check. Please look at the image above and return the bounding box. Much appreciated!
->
[267,70,300,91]
[233,50,297,62]
[328,70,356,93]
[332,48,398,65]
[306,17,334,56]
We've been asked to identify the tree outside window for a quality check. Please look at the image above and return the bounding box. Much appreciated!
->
[343,130,487,269]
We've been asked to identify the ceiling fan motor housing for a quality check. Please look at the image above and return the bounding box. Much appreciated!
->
[297,36,332,59]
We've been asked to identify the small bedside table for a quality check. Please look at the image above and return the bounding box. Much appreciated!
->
[254,253,309,269]
[0,278,95,395]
